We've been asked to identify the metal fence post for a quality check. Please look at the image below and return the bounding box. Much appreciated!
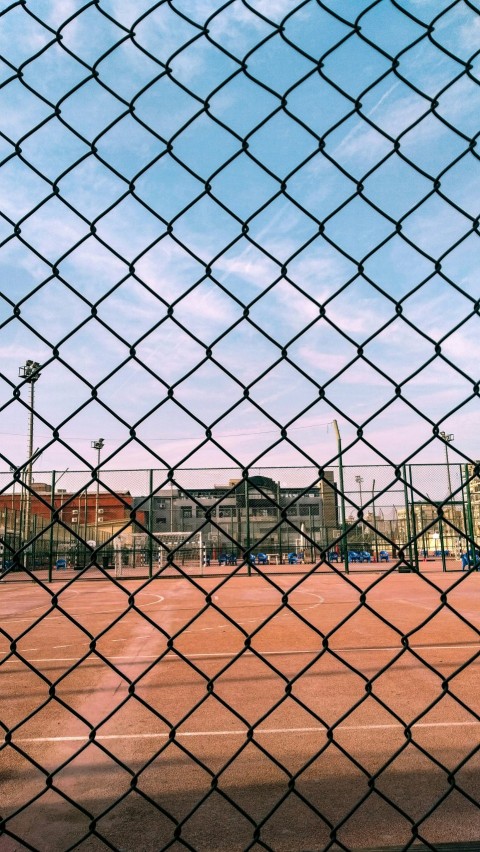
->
[408,466,419,571]
[333,421,348,574]
[419,502,427,560]
[245,477,251,576]
[277,481,282,564]
[371,478,379,562]
[439,516,447,572]
[309,503,314,562]
[3,507,7,572]
[19,473,24,567]
[13,502,17,564]
[48,470,55,583]
[460,464,470,560]
[402,465,413,567]
[148,469,153,579]
[31,514,37,572]
[464,464,475,565]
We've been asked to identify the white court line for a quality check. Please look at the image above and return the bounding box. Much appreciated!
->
[1,643,479,664]
[0,647,39,653]
[0,593,164,623]
[13,719,480,744]
[397,598,439,612]
[0,589,322,634]
[3,590,323,630]
[180,589,325,633]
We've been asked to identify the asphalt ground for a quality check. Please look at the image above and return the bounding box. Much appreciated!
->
[1,570,480,851]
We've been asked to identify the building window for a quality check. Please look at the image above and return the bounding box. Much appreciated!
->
[219,507,236,518]
[195,505,216,518]
[156,499,166,509]
[255,507,277,517]
[299,504,319,516]
[156,516,166,525]
[181,506,192,519]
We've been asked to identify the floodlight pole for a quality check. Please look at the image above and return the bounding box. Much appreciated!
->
[333,420,348,574]
[18,360,41,544]
[439,431,454,501]
[91,438,104,544]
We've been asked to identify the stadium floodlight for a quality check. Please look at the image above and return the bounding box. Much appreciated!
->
[91,438,105,544]
[18,360,41,543]
[439,431,454,500]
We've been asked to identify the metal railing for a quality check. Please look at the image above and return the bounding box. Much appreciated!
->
[0,463,479,579]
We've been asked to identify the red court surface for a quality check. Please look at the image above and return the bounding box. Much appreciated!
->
[1,569,480,851]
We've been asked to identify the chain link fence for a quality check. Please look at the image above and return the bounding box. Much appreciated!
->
[1,0,480,849]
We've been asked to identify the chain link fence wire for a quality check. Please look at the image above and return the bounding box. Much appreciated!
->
[1,0,480,849]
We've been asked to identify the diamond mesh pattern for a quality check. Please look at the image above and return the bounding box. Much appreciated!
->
[1,1,480,850]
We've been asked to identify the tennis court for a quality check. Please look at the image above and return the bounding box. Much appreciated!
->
[1,568,480,851]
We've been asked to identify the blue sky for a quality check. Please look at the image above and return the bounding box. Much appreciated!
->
[0,0,479,477]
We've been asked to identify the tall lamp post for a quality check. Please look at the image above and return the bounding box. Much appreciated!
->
[91,438,104,544]
[439,431,454,501]
[18,360,41,543]
[440,431,454,560]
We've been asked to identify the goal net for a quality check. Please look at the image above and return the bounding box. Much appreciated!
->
[114,530,204,577]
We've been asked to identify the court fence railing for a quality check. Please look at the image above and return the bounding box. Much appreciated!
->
[1,462,479,578]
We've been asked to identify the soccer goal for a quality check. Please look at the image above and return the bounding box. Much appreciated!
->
[157,530,204,574]
[115,530,204,577]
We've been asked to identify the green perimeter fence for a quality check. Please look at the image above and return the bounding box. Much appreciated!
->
[1,462,479,579]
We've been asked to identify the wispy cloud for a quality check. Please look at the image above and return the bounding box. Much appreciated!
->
[1,0,478,473]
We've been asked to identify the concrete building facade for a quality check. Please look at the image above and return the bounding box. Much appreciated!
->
[135,472,339,559]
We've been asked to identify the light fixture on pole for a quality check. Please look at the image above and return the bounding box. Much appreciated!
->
[355,474,364,505]
[18,360,41,542]
[439,431,454,501]
[91,438,104,544]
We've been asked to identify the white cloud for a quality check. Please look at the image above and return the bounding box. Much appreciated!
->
[458,15,480,52]
[295,345,353,376]
[28,0,84,29]
[2,0,479,473]
[333,93,429,162]
[247,0,302,21]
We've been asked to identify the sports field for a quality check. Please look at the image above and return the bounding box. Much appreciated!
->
[1,569,480,851]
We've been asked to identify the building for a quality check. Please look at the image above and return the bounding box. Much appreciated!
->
[0,480,145,546]
[134,472,339,559]
[395,501,464,557]
[465,463,480,548]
